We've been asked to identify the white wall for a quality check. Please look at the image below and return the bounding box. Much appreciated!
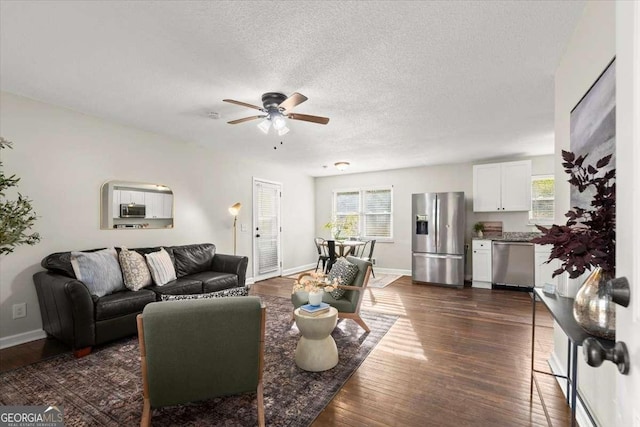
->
[553,1,616,425]
[314,154,553,275]
[0,92,316,342]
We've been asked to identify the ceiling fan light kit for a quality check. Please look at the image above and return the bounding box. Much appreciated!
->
[223,92,330,136]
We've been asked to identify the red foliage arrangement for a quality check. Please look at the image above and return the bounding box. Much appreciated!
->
[531,150,615,279]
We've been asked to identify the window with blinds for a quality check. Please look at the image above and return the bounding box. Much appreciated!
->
[333,187,393,240]
[529,175,555,224]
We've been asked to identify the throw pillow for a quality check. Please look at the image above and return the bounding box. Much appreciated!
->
[327,257,359,299]
[160,286,249,301]
[119,247,152,291]
[70,248,125,297]
[145,248,177,286]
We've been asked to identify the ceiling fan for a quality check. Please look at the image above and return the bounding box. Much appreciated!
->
[223,92,329,136]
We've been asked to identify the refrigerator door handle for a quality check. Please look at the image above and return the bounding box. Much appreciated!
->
[412,253,464,260]
[435,196,440,253]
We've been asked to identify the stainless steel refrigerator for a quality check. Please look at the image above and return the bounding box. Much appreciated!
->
[411,192,466,287]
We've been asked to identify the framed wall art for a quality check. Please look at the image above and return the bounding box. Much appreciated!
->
[569,57,616,210]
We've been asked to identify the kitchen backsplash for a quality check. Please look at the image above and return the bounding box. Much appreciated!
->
[476,221,542,241]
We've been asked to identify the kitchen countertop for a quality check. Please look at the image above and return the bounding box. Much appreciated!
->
[472,231,542,242]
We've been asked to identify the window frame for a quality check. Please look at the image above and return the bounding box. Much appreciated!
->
[331,186,394,242]
[528,174,555,225]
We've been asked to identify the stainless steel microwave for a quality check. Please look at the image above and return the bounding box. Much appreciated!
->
[120,204,146,218]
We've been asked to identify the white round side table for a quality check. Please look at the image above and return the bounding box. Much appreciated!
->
[294,306,339,372]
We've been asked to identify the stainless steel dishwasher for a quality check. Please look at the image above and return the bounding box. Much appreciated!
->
[491,241,535,288]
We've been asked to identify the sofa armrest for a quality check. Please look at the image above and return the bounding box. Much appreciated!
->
[211,254,249,287]
[33,271,96,349]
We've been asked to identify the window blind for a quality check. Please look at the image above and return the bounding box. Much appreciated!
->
[333,187,393,239]
[530,176,555,223]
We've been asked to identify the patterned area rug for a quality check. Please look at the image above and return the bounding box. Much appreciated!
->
[0,295,397,426]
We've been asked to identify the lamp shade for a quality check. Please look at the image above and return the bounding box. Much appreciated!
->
[228,202,242,216]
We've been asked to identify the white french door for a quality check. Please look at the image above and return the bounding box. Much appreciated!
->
[614,2,639,425]
[252,178,282,282]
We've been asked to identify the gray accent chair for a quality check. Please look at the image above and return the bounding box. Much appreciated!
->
[291,256,372,332]
[137,296,265,427]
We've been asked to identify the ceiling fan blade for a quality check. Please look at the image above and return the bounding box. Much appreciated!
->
[287,113,330,125]
[227,115,266,124]
[278,92,308,112]
[223,99,264,111]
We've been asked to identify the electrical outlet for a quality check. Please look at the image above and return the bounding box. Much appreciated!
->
[12,303,26,319]
[371,258,376,265]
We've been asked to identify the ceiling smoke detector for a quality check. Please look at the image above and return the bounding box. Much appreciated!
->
[208,112,221,119]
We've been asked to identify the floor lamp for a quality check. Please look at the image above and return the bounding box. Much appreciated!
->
[228,202,242,255]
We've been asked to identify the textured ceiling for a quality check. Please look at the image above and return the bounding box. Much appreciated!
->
[0,1,585,176]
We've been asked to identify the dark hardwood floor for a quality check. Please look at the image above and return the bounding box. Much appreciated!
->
[0,274,570,426]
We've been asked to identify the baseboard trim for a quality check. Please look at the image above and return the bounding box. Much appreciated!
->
[548,352,596,427]
[281,263,316,277]
[0,329,47,350]
[373,267,411,276]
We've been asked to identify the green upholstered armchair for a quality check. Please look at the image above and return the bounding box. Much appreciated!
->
[136,296,266,427]
[291,256,372,332]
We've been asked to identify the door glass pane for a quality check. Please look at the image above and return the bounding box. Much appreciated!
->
[257,183,279,275]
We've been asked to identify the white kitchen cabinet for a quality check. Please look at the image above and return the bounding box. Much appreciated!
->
[473,160,532,212]
[145,192,173,219]
[535,244,560,288]
[472,239,492,288]
[112,190,121,218]
[119,190,145,205]
[162,193,173,218]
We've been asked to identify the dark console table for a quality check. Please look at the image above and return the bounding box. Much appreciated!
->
[531,288,613,427]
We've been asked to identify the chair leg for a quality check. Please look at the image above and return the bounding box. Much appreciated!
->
[353,315,370,333]
[315,258,321,272]
[256,381,265,427]
[371,267,375,278]
[140,398,151,427]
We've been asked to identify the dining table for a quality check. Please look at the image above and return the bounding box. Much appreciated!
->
[323,240,366,257]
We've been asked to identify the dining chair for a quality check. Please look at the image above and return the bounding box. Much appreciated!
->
[314,237,329,272]
[356,240,376,278]
[325,240,337,273]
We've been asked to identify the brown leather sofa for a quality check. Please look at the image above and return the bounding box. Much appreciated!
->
[33,243,248,357]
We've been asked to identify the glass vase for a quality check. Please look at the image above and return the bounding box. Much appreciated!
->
[572,267,615,340]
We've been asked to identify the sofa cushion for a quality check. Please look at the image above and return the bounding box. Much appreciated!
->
[132,246,174,264]
[70,248,126,297]
[160,286,249,301]
[119,247,152,291]
[145,248,177,286]
[41,248,107,278]
[95,289,157,321]
[189,271,239,293]
[147,278,203,298]
[172,243,216,277]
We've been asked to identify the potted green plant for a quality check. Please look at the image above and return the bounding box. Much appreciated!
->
[531,150,615,339]
[0,137,41,255]
[473,222,485,238]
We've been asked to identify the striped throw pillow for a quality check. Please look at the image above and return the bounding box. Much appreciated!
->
[145,248,177,286]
